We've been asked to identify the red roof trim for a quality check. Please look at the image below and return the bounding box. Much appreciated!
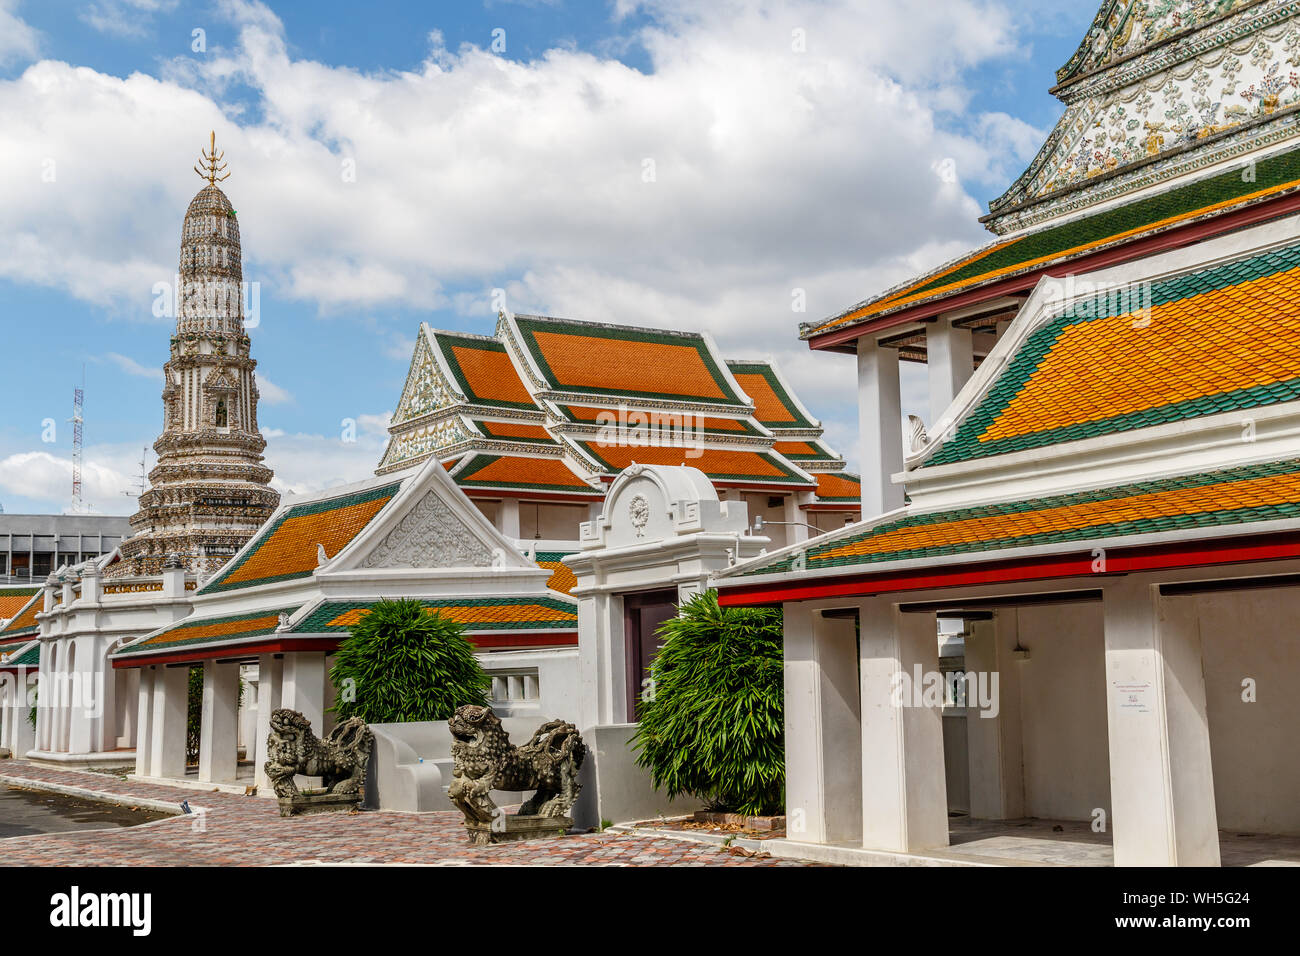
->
[717,530,1300,607]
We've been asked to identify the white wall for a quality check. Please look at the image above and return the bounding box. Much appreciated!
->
[1195,590,1300,835]
[1015,604,1111,821]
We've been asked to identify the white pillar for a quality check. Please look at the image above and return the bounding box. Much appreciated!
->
[501,498,522,540]
[134,667,155,778]
[1103,579,1219,866]
[150,665,189,780]
[281,652,327,790]
[927,318,973,424]
[782,604,862,845]
[783,495,810,545]
[254,654,283,791]
[198,660,239,784]
[281,653,326,731]
[856,337,904,519]
[964,614,1025,820]
[35,643,53,753]
[858,600,949,852]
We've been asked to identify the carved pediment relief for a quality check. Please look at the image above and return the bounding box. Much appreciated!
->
[360,490,495,569]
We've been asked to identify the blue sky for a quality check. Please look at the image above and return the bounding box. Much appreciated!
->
[0,0,1093,514]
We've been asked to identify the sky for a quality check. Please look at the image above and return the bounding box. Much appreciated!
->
[0,0,1094,515]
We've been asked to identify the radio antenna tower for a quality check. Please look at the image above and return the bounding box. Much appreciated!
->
[124,448,148,500]
[69,370,85,513]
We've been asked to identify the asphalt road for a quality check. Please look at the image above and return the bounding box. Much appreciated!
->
[0,785,170,838]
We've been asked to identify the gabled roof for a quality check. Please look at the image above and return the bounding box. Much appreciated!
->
[504,314,751,407]
[810,472,862,505]
[199,478,405,594]
[432,329,538,411]
[1055,0,1252,89]
[533,550,578,594]
[290,596,578,637]
[926,239,1300,467]
[0,591,43,642]
[464,417,558,446]
[727,360,821,431]
[547,402,768,438]
[804,144,1300,341]
[0,640,39,669]
[113,607,302,658]
[572,442,815,488]
[726,456,1300,581]
[773,439,843,467]
[0,587,40,623]
[451,453,604,496]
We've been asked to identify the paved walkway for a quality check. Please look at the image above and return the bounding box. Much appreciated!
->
[0,762,803,867]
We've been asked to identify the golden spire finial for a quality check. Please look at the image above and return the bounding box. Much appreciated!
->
[194,130,230,186]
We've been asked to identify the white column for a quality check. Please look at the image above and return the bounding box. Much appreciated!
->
[783,495,810,545]
[281,652,327,790]
[150,665,189,780]
[856,337,904,519]
[782,604,862,845]
[1103,579,1219,866]
[254,654,283,791]
[859,599,949,852]
[134,667,155,778]
[17,671,36,758]
[238,667,258,757]
[198,660,239,784]
[927,317,973,424]
[35,643,53,752]
[964,613,1025,820]
[280,653,326,731]
[500,498,522,540]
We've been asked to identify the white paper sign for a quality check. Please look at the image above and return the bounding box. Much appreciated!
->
[1113,681,1152,715]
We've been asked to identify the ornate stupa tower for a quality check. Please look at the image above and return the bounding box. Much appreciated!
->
[109,133,280,578]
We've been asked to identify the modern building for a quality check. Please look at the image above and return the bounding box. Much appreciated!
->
[714,0,1300,867]
[0,514,131,585]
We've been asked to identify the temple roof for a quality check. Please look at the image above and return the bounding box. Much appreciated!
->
[804,143,1300,341]
[0,591,42,641]
[382,315,858,508]
[199,478,406,595]
[449,453,604,497]
[724,455,1300,581]
[0,640,39,669]
[290,596,578,638]
[0,587,39,624]
[571,442,815,488]
[503,314,751,408]
[726,360,822,431]
[114,607,298,658]
[926,238,1300,466]
[1055,0,1257,89]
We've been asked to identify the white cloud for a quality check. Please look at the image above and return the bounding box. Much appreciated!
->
[80,0,179,39]
[0,0,1051,473]
[0,447,143,515]
[255,372,293,405]
[0,1,39,67]
[105,351,164,382]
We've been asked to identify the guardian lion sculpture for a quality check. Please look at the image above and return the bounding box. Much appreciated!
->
[263,708,374,800]
[448,705,586,838]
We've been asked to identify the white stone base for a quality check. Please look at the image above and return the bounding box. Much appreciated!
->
[128,772,274,797]
[25,750,137,772]
[765,838,997,868]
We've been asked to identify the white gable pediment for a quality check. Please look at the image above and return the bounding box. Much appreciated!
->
[360,489,495,569]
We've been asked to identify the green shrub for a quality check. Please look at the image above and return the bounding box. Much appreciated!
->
[631,590,784,816]
[330,598,490,723]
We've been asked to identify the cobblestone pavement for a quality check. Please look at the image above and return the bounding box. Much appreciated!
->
[0,762,808,867]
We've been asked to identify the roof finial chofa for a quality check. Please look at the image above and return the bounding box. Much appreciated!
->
[194,130,230,186]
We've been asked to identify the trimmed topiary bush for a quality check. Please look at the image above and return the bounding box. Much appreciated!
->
[330,598,490,723]
[631,590,784,816]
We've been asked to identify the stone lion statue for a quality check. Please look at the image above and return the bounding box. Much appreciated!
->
[448,705,586,828]
[263,708,374,799]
